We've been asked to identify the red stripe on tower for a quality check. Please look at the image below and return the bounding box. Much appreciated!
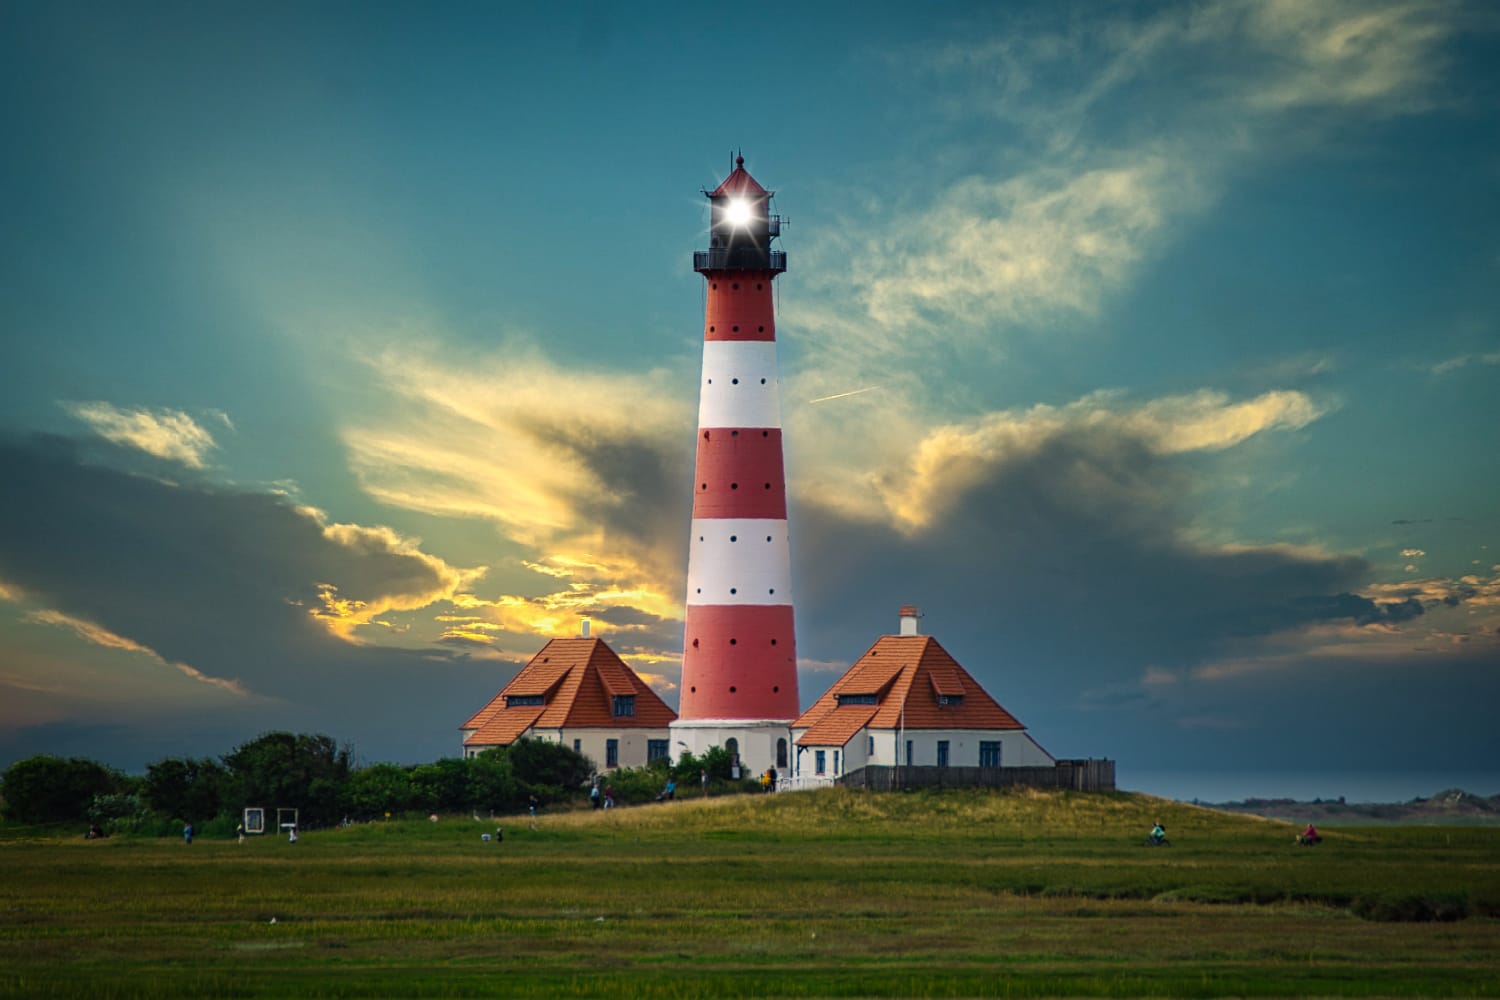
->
[678,155,799,730]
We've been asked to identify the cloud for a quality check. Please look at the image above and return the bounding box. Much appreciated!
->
[1238,0,1458,113]
[26,609,252,697]
[336,343,694,656]
[62,401,223,468]
[793,387,1321,531]
[794,0,1464,381]
[840,156,1200,340]
[1428,350,1500,376]
[0,433,509,764]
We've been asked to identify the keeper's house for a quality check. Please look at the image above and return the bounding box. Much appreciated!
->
[460,628,676,770]
[790,607,1054,783]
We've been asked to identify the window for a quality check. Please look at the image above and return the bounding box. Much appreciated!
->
[606,739,619,768]
[573,739,581,754]
[837,693,878,706]
[868,735,875,755]
[647,739,669,764]
[979,741,1001,768]
[905,740,913,766]
[833,751,840,775]
[937,694,964,707]
[815,750,826,775]
[725,737,739,763]
[776,738,788,768]
[612,695,635,717]
[937,740,950,767]
[506,694,544,707]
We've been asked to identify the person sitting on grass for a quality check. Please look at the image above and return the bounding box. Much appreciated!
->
[1149,822,1168,846]
[1298,823,1322,846]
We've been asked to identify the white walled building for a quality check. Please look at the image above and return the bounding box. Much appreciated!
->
[790,607,1054,783]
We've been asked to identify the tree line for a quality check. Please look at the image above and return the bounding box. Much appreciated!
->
[0,732,751,835]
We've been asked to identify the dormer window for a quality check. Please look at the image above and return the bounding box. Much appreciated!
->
[612,695,635,717]
[938,694,963,707]
[506,694,544,707]
[837,693,878,706]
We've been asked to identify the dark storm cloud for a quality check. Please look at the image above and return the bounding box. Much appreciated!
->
[784,421,1451,769]
[526,416,693,574]
[793,424,1371,674]
[0,434,510,766]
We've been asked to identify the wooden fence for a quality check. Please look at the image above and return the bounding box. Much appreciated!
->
[836,758,1115,792]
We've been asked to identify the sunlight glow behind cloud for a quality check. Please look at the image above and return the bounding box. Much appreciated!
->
[62,402,222,468]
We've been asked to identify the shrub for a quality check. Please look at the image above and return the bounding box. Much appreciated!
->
[1,755,128,824]
[1351,893,1470,922]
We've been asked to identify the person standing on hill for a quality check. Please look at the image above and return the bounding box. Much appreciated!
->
[182,822,193,845]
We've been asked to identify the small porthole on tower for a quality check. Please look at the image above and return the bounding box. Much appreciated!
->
[760,378,767,384]
[756,283,763,290]
[729,638,737,645]
[709,325,715,333]
[692,639,699,648]
[762,430,769,437]
[700,483,707,490]
[732,378,739,384]
[730,535,738,542]
[691,685,697,692]
[730,587,737,594]
[765,535,772,541]
[770,639,778,646]
[732,282,740,289]
[731,429,739,436]
[764,483,771,490]
[758,325,765,332]
[730,482,739,489]
[729,686,737,693]
[773,685,780,692]
[703,431,710,439]
[696,588,701,594]
[732,325,739,332]
[769,588,775,595]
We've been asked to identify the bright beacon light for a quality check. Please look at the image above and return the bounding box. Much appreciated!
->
[724,197,753,228]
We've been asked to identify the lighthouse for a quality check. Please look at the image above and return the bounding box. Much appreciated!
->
[670,155,798,779]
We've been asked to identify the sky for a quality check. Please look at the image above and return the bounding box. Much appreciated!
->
[2,1,1498,801]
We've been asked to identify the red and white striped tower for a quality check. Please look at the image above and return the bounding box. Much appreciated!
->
[671,155,798,778]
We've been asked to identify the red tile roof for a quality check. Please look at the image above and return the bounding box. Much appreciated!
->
[793,635,1025,746]
[800,705,879,746]
[462,638,676,749]
[708,156,770,199]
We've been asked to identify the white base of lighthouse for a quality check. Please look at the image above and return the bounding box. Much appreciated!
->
[670,718,793,781]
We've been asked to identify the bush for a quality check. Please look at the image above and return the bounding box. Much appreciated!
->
[221,732,352,828]
[601,765,674,805]
[142,757,225,823]
[507,739,592,801]
[1,755,128,824]
[1351,893,1470,922]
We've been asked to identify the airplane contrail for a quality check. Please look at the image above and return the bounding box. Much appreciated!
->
[808,385,882,404]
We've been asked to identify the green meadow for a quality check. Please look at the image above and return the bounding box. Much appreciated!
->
[2,788,1497,998]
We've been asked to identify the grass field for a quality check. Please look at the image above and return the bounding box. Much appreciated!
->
[2,788,1498,998]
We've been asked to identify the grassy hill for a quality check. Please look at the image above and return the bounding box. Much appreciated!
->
[3,788,1497,997]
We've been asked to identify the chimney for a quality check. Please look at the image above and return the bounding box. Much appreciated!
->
[898,605,921,636]
[581,618,591,639]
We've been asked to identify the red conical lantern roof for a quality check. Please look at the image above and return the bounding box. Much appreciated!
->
[709,154,770,198]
